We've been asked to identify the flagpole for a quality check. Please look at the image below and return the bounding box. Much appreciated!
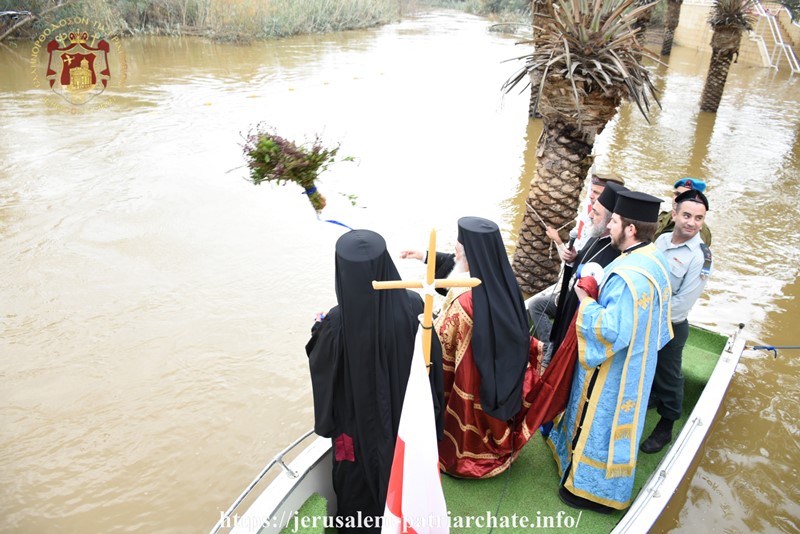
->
[420,229,437,369]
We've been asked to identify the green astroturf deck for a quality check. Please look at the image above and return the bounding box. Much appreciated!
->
[441,327,727,533]
[283,327,727,534]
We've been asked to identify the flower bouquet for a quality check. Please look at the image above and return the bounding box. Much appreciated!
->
[242,124,347,212]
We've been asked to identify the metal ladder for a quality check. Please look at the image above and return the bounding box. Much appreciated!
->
[751,0,800,74]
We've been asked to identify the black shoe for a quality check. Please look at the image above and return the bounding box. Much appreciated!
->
[640,419,673,454]
[558,486,615,514]
[540,421,554,438]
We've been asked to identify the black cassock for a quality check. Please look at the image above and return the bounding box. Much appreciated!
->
[305,230,443,531]
[549,235,621,354]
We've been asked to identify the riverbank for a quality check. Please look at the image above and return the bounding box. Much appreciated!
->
[0,0,405,43]
[0,0,665,43]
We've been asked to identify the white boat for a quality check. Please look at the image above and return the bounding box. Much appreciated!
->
[210,323,747,534]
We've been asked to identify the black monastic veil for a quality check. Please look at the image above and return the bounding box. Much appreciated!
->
[306,229,443,529]
[457,216,530,422]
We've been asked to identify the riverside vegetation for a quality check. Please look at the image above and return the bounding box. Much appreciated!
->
[0,0,549,42]
[1,0,404,42]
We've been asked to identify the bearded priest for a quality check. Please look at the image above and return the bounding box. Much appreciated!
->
[428,216,573,479]
[549,191,673,513]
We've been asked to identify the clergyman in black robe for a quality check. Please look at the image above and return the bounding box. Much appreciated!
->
[549,182,627,354]
[305,229,444,531]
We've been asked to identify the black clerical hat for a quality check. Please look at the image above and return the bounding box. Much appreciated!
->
[613,190,661,223]
[334,229,397,303]
[457,216,499,237]
[675,189,709,211]
[335,228,385,263]
[597,182,628,212]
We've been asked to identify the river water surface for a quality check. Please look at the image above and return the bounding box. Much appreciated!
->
[1,9,798,534]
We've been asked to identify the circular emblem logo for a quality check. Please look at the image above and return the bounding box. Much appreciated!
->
[30,17,127,108]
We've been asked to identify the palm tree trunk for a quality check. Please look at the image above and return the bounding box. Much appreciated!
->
[529,0,549,118]
[510,119,545,236]
[513,76,620,294]
[700,27,742,112]
[529,68,543,118]
[661,0,683,56]
[512,121,593,294]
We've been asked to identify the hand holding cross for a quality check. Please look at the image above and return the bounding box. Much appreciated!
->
[372,229,481,369]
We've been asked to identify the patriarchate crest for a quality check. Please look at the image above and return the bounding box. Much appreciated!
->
[45,31,110,105]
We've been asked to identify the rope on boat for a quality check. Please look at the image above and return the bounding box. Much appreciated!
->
[524,200,575,259]
[525,200,573,233]
[747,345,800,358]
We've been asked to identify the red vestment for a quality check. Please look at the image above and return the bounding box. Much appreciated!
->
[435,289,580,478]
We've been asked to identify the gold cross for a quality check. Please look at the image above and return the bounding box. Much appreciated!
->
[621,399,636,413]
[372,228,481,369]
[638,292,654,310]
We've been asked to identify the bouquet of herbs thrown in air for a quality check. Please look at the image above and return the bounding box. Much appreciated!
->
[242,124,353,213]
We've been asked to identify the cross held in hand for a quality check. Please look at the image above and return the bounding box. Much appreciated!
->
[372,228,481,369]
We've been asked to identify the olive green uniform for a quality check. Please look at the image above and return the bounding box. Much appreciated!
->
[655,210,712,245]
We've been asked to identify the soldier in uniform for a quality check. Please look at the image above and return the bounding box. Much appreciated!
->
[655,178,712,245]
[641,189,713,453]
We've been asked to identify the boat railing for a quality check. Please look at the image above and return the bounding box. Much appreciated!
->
[612,323,746,534]
[723,322,745,355]
[209,428,316,534]
[752,0,800,73]
[649,416,704,498]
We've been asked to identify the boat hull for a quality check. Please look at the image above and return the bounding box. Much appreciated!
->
[215,324,746,533]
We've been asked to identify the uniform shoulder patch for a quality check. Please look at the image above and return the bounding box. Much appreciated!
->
[699,243,712,280]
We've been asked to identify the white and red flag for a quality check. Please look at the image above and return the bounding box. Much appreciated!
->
[381,329,449,534]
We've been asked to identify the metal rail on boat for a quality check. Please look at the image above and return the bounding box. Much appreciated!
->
[212,325,747,534]
[210,429,316,534]
[612,324,747,533]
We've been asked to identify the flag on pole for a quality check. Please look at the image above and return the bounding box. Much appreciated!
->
[381,329,449,534]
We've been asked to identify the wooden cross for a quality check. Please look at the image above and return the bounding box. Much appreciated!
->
[372,228,481,368]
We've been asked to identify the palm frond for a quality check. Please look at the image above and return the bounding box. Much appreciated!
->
[562,37,582,105]
[534,50,556,110]
[708,0,756,29]
[782,0,800,21]
[503,0,660,121]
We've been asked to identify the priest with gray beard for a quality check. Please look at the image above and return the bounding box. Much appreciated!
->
[402,217,575,479]
[549,182,628,356]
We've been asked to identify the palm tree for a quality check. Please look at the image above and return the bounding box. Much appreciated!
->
[632,0,658,40]
[503,0,659,294]
[661,0,683,55]
[529,0,550,117]
[781,0,799,21]
[699,0,754,112]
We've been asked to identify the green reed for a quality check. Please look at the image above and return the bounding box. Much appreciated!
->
[1,0,408,41]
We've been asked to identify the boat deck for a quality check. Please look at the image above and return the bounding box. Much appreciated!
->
[278,327,729,534]
[440,327,727,532]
